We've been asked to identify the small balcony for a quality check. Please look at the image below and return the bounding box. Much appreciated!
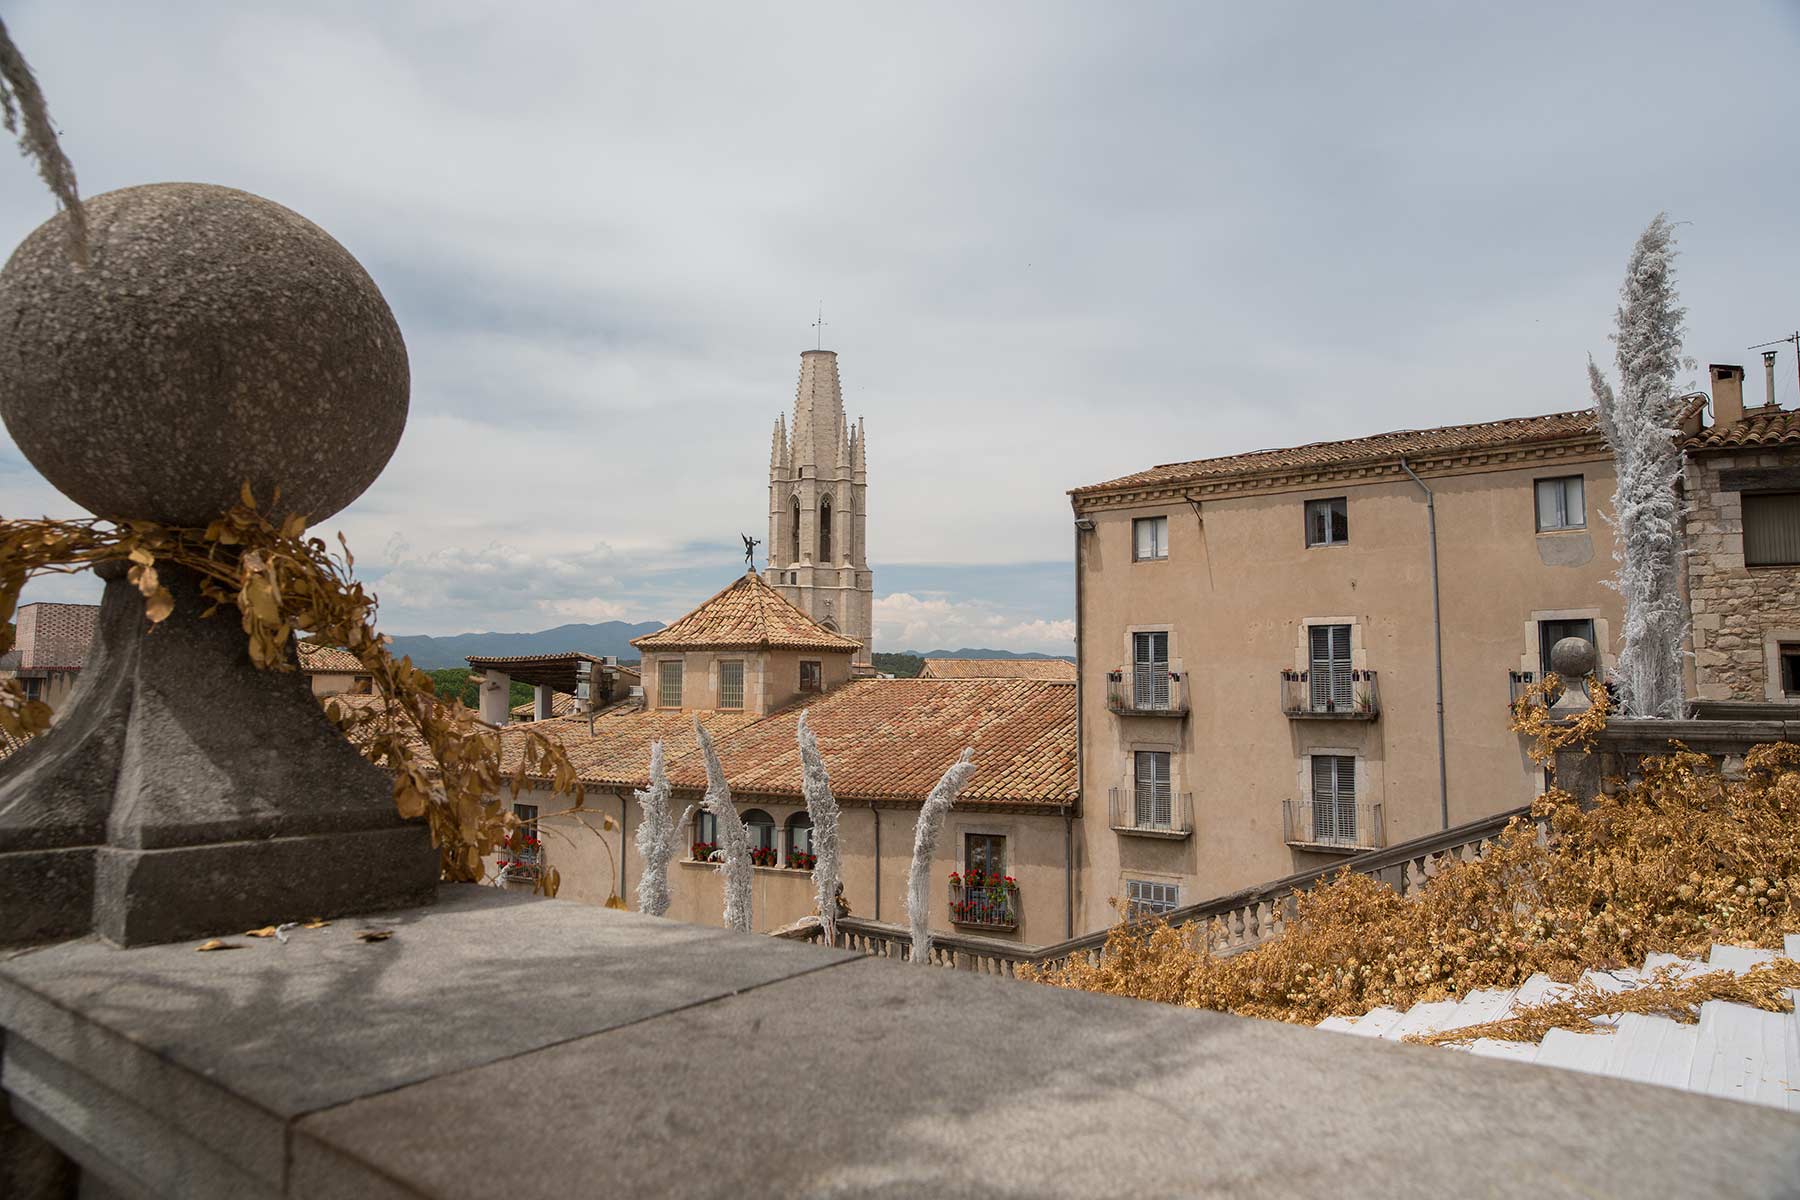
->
[1106,669,1188,717]
[1108,787,1194,839]
[948,874,1019,932]
[1280,669,1379,720]
[496,840,544,884]
[1282,799,1384,852]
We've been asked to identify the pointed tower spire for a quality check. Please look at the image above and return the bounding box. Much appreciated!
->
[853,416,866,476]
[836,408,851,472]
[770,414,786,474]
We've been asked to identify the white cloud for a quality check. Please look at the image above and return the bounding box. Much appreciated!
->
[874,592,1074,655]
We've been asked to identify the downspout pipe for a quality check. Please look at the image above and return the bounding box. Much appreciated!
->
[1398,457,1449,831]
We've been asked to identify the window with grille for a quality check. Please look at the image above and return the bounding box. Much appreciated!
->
[1126,879,1179,917]
[1132,631,1170,709]
[1304,497,1348,546]
[1743,492,1800,566]
[657,660,682,707]
[1310,754,1356,844]
[1535,475,1585,531]
[1538,618,1596,677]
[1308,624,1353,711]
[718,660,744,709]
[1133,750,1172,828]
[1133,515,1168,561]
[799,660,823,692]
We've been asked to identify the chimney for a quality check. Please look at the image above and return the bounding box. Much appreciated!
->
[1709,363,1744,430]
[1763,350,1780,409]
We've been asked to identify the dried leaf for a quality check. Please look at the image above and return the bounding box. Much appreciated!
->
[356,930,393,943]
[604,893,627,911]
[195,939,238,952]
[244,926,278,938]
[303,918,329,929]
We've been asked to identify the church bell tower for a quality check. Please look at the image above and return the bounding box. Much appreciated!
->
[764,349,873,668]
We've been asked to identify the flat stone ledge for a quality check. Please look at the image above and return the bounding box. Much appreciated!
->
[5,884,1798,1199]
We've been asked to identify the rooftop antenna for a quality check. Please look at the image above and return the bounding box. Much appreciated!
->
[1748,331,1799,405]
[812,303,827,350]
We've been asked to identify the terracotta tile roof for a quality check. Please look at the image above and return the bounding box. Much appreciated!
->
[1687,405,1800,452]
[298,643,365,674]
[632,571,860,653]
[1072,409,1603,496]
[465,652,610,667]
[10,602,99,671]
[498,705,764,789]
[919,658,1076,682]
[500,679,1076,809]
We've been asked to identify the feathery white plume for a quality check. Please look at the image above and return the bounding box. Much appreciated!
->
[797,710,842,945]
[695,718,753,932]
[907,748,976,964]
[1589,213,1690,718]
[632,741,694,917]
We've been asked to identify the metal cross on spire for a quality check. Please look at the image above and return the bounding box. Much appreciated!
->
[812,303,827,350]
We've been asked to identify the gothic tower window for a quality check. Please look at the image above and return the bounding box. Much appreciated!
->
[819,496,833,563]
[789,495,800,565]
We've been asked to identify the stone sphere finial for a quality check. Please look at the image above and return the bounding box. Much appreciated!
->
[0,183,408,527]
[1549,636,1597,680]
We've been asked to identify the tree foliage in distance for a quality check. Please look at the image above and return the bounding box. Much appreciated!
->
[871,652,923,678]
[1589,213,1691,718]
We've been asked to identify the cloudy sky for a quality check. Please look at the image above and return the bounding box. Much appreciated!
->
[2,2,1795,652]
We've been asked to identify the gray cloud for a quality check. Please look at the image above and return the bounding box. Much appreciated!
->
[1,1,1794,647]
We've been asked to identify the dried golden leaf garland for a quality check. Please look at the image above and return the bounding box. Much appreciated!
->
[0,486,587,892]
[1026,686,1800,1027]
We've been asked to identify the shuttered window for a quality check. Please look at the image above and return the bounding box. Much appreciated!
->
[1126,879,1179,917]
[1133,516,1168,561]
[1134,750,1172,828]
[1132,632,1170,709]
[1743,492,1800,566]
[1308,624,1353,711]
[1310,754,1356,844]
[718,661,744,709]
[657,660,683,708]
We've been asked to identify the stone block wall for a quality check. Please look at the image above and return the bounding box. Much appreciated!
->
[1684,446,1800,701]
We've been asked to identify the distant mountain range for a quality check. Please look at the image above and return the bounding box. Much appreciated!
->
[387,623,1074,672]
[386,621,664,670]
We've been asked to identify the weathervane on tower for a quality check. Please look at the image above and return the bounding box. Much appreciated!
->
[741,532,760,570]
[812,302,827,350]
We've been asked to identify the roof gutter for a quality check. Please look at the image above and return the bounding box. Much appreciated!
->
[1398,457,1449,831]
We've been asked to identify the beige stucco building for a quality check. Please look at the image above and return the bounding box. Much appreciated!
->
[1067,409,1625,930]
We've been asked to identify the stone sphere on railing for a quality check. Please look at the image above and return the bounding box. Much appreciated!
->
[1549,636,1598,681]
[0,183,408,527]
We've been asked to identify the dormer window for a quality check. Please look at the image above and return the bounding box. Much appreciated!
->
[800,660,823,692]
[819,496,833,562]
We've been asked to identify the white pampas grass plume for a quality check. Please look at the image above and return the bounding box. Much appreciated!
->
[0,19,86,263]
[797,710,842,945]
[632,741,694,917]
[907,748,976,964]
[1589,213,1690,718]
[695,718,753,932]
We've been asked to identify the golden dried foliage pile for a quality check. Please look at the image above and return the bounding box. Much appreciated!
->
[1027,680,1800,1027]
[0,490,587,892]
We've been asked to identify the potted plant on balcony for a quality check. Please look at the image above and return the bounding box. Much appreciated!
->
[788,850,817,871]
[750,845,779,867]
[690,840,718,862]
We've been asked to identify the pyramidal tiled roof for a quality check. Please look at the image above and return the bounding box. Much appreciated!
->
[632,570,861,653]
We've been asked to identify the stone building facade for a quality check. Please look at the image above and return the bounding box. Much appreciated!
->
[764,349,874,669]
[1683,363,1800,706]
[0,601,98,716]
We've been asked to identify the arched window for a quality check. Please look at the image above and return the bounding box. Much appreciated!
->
[785,811,814,867]
[819,496,832,563]
[742,808,776,866]
[789,495,801,564]
[692,811,718,860]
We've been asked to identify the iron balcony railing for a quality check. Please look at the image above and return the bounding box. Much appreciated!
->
[1282,799,1385,852]
[1280,668,1379,719]
[1105,669,1188,716]
[949,878,1019,932]
[1107,787,1194,839]
[497,842,544,884]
